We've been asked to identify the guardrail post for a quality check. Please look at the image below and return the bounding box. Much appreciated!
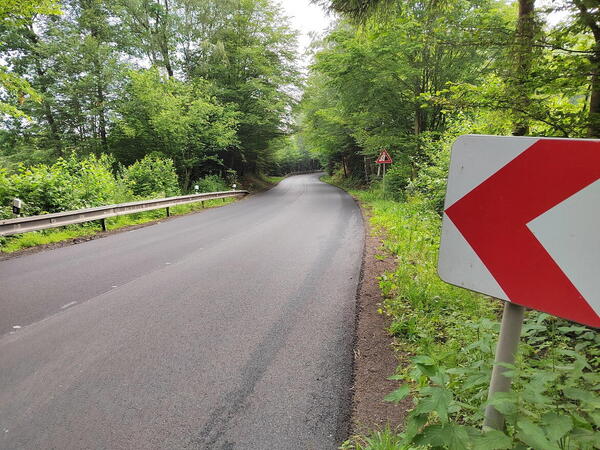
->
[100,218,107,232]
[222,198,226,203]
[202,201,205,208]
[166,207,170,217]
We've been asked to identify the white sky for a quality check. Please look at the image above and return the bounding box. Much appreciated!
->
[276,0,334,71]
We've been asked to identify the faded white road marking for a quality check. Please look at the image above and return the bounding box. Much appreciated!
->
[61,301,78,309]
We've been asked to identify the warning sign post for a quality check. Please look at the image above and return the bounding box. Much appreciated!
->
[376,150,392,196]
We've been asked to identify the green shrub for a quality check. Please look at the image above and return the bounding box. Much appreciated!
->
[191,174,228,193]
[383,163,412,201]
[2,154,119,215]
[407,145,450,215]
[123,154,180,198]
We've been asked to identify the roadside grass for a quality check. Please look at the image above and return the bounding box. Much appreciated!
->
[262,175,285,184]
[0,197,235,253]
[323,175,599,450]
[341,427,405,450]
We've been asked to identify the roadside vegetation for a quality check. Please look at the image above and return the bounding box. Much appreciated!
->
[325,175,600,449]
[0,0,314,180]
[308,0,600,447]
[0,153,241,253]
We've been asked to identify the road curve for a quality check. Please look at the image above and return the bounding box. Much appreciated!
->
[0,174,364,449]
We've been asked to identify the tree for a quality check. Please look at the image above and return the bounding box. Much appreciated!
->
[320,0,600,138]
[0,0,60,118]
[182,0,299,174]
[116,0,177,77]
[1,0,300,182]
[303,0,509,178]
[569,0,600,136]
[112,69,239,188]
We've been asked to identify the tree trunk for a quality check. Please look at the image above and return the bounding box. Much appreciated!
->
[512,0,536,137]
[161,0,174,77]
[26,25,62,155]
[589,55,600,137]
[572,0,600,137]
[97,82,108,151]
[41,95,62,156]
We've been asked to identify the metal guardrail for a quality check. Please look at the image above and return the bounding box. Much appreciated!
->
[0,190,249,237]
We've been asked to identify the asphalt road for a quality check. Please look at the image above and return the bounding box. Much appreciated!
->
[0,174,364,450]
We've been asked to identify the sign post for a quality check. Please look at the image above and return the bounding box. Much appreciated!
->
[375,150,393,197]
[438,135,600,429]
[483,301,525,430]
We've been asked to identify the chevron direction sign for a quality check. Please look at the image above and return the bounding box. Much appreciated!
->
[438,135,600,328]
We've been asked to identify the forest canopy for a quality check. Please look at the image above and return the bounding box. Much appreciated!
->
[304,0,600,205]
[0,0,303,187]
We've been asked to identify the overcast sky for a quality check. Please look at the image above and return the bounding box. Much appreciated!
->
[276,0,334,70]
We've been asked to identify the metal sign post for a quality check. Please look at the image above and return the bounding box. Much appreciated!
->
[376,150,393,198]
[483,301,525,430]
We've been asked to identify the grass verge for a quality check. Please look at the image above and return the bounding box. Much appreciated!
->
[323,175,599,450]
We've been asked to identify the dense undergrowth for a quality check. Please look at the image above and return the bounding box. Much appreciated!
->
[324,176,600,450]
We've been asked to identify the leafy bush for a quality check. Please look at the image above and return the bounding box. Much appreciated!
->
[407,137,451,215]
[383,163,412,201]
[191,174,228,193]
[1,154,118,215]
[122,154,180,198]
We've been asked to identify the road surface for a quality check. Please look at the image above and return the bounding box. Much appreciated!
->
[0,174,364,449]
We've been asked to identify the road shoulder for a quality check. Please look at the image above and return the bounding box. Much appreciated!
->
[350,201,412,434]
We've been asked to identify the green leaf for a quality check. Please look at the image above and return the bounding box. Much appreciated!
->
[570,427,600,447]
[386,374,404,381]
[414,386,453,423]
[589,411,600,428]
[563,387,600,407]
[412,355,438,377]
[414,423,470,450]
[404,413,428,440]
[541,413,573,442]
[487,392,518,417]
[383,384,410,404]
[470,429,513,450]
[521,389,552,406]
[516,418,561,450]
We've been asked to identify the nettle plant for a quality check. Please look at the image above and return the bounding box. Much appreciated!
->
[384,313,600,450]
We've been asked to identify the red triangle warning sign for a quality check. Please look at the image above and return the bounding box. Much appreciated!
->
[376,150,393,164]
